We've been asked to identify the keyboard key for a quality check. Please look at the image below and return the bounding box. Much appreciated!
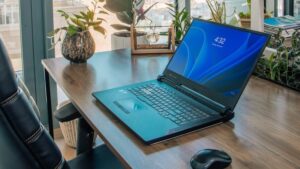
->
[128,84,212,126]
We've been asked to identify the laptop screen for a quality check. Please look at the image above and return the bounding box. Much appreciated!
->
[166,19,269,108]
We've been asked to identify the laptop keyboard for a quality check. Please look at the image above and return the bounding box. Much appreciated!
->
[128,84,214,126]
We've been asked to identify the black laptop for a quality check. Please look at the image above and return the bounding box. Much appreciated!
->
[93,19,270,144]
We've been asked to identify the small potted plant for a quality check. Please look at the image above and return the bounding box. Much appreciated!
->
[238,0,251,28]
[238,0,273,28]
[49,0,107,63]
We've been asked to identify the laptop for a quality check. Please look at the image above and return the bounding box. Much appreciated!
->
[93,19,270,144]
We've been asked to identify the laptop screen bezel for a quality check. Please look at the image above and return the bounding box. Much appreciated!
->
[162,18,270,110]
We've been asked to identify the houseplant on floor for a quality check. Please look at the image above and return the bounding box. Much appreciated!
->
[49,0,107,63]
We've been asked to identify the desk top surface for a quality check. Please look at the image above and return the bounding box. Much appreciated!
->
[42,49,300,169]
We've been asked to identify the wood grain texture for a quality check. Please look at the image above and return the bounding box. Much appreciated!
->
[42,49,300,169]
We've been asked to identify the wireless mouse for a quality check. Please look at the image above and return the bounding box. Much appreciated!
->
[190,149,232,169]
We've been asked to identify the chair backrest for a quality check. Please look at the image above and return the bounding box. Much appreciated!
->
[0,39,67,169]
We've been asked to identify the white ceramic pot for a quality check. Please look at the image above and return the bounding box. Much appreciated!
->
[111,31,149,50]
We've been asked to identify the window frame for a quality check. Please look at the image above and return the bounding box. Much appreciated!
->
[20,0,57,127]
[184,0,296,17]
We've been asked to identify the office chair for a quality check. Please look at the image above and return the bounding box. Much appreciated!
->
[0,39,124,169]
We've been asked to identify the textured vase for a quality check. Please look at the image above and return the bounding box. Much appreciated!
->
[62,31,95,63]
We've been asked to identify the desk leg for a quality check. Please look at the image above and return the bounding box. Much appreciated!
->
[44,69,54,138]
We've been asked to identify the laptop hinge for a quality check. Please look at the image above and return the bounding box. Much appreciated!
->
[157,75,232,117]
[222,109,235,121]
[157,74,178,86]
[179,84,227,113]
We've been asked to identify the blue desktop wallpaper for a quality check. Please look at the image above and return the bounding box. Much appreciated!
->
[167,20,268,98]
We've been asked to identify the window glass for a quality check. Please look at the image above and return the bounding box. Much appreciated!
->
[295,0,300,16]
[141,0,174,26]
[52,0,176,102]
[53,0,175,57]
[0,0,22,72]
[190,0,248,21]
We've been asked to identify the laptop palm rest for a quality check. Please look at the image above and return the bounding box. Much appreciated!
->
[114,99,147,114]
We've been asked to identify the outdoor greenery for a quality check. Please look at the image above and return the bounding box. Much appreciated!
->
[166,3,191,44]
[49,0,107,47]
[254,30,300,90]
[267,29,285,49]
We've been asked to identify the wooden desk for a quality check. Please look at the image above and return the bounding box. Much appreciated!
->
[42,49,300,169]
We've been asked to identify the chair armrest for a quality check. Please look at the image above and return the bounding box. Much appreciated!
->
[54,100,81,122]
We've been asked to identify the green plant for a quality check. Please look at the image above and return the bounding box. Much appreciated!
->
[49,0,107,47]
[292,30,300,50]
[255,30,300,90]
[238,0,251,19]
[104,0,158,31]
[267,29,285,49]
[166,3,191,44]
[238,0,273,19]
[206,0,227,24]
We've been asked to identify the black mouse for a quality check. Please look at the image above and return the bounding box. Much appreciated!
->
[190,149,232,169]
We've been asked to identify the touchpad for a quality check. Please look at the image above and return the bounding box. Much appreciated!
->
[114,99,147,114]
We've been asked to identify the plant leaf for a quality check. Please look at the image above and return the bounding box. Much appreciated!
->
[57,10,69,19]
[48,28,61,37]
[99,11,109,15]
[116,11,133,25]
[97,17,107,23]
[103,0,132,13]
[111,24,131,31]
[67,25,79,36]
[93,25,106,36]
[87,10,95,21]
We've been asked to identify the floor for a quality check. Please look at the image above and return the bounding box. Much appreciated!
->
[54,129,76,160]
[54,129,104,161]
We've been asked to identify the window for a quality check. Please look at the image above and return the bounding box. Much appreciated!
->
[190,0,248,21]
[0,0,22,72]
[52,0,175,57]
[0,2,19,25]
[142,0,174,26]
[52,0,176,102]
[277,0,284,16]
[295,0,300,16]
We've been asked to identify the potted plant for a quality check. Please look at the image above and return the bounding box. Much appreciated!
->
[238,0,273,28]
[238,0,251,28]
[104,0,158,50]
[254,30,300,91]
[49,0,107,63]
[166,3,191,45]
[206,0,227,24]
